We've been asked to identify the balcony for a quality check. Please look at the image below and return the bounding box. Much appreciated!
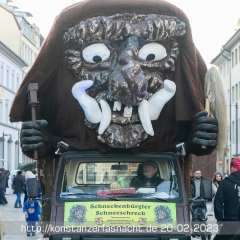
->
[21,20,39,47]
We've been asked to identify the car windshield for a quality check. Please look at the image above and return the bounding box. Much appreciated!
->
[59,156,181,201]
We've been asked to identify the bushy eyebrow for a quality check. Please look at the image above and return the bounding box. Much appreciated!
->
[63,13,186,46]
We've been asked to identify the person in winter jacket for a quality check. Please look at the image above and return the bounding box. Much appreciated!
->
[213,158,240,240]
[0,168,7,205]
[23,197,41,236]
[190,170,206,198]
[13,171,24,208]
[212,172,223,197]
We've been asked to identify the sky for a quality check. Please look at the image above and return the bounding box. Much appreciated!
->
[13,0,240,66]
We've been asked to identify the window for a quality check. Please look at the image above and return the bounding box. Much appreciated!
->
[0,101,2,122]
[0,63,3,84]
[235,49,238,65]
[12,70,15,90]
[238,83,240,101]
[232,86,235,102]
[28,48,30,64]
[236,83,239,101]
[60,156,180,200]
[5,100,9,124]
[239,46,240,63]
[0,138,3,166]
[220,66,222,77]
[6,67,9,88]
[238,118,240,145]
[227,90,230,104]
[223,63,226,78]
[16,74,19,91]
[15,141,19,169]
[232,121,235,144]
[21,42,24,59]
[232,52,234,68]
[30,50,33,65]
[227,61,230,75]
[25,45,27,62]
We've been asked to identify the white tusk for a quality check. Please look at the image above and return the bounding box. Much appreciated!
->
[123,106,133,118]
[98,99,111,134]
[138,100,154,136]
[148,79,176,120]
[113,101,122,111]
[72,80,101,124]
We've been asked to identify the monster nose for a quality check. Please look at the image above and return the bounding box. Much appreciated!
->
[108,35,148,106]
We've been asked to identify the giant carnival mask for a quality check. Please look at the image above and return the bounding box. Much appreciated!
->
[65,13,185,148]
[10,0,220,158]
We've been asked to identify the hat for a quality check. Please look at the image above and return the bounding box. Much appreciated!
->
[230,158,240,172]
[143,160,158,168]
[17,170,22,175]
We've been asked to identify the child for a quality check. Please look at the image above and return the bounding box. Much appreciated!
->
[23,198,41,236]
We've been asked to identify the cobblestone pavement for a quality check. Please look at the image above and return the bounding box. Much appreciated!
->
[0,193,216,239]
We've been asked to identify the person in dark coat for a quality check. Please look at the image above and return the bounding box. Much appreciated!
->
[190,169,206,198]
[13,170,24,208]
[0,168,7,205]
[131,160,164,189]
[3,170,9,192]
[213,158,240,240]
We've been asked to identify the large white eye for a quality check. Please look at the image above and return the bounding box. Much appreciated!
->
[82,43,110,63]
[138,42,167,61]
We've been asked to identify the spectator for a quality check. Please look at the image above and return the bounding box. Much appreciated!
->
[31,169,38,179]
[212,172,223,199]
[131,160,164,189]
[13,171,24,208]
[190,169,206,198]
[3,170,9,194]
[0,168,8,205]
[213,158,240,240]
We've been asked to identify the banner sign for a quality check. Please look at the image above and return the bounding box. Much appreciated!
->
[64,201,176,228]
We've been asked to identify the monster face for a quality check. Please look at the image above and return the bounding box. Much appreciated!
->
[63,13,186,148]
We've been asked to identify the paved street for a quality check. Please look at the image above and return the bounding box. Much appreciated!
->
[0,193,216,239]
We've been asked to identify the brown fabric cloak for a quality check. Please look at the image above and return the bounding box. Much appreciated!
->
[9,0,209,157]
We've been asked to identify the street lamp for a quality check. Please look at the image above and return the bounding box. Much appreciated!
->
[2,132,12,163]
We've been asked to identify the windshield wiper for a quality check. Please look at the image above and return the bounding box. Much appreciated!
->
[60,192,96,196]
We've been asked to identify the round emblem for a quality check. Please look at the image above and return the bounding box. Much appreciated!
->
[28,208,35,214]
[110,181,121,189]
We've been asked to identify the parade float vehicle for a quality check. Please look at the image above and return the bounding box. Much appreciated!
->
[10,0,226,239]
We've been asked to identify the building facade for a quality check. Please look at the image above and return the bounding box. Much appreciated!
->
[211,27,240,175]
[0,0,42,170]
